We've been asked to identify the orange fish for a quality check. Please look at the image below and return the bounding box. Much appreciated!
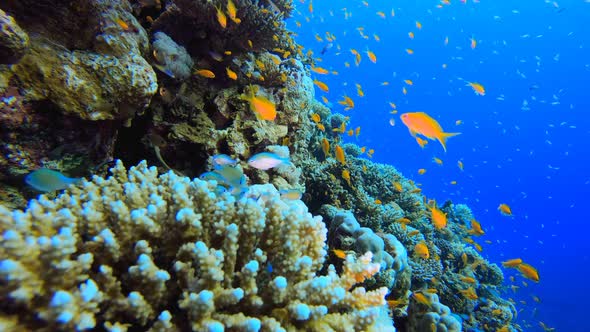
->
[414,242,430,259]
[216,6,227,28]
[412,292,431,306]
[341,169,352,186]
[430,204,448,229]
[227,0,241,24]
[195,69,216,78]
[408,31,415,39]
[366,50,377,63]
[467,82,485,96]
[242,89,276,121]
[460,276,476,284]
[226,67,238,80]
[405,48,414,54]
[400,112,460,152]
[393,181,403,192]
[415,21,422,29]
[457,160,464,171]
[115,18,130,31]
[335,145,346,165]
[418,168,426,175]
[311,66,330,74]
[338,96,354,110]
[404,79,414,85]
[501,258,523,268]
[432,157,443,165]
[467,219,485,236]
[459,287,478,300]
[311,113,321,123]
[518,263,540,282]
[470,37,477,49]
[415,137,428,148]
[313,79,329,92]
[498,203,512,216]
[332,249,347,259]
[321,138,330,158]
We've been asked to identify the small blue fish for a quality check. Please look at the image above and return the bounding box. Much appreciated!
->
[212,154,237,167]
[25,169,81,192]
[247,152,290,170]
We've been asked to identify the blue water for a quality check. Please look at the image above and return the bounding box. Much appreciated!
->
[289,0,590,331]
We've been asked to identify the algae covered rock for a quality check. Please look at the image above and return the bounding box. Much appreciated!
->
[5,0,157,121]
[0,9,29,64]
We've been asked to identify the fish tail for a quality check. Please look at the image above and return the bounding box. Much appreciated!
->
[438,132,461,152]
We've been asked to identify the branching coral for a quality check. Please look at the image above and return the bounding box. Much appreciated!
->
[0,160,391,331]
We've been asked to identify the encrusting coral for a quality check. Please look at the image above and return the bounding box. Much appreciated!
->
[0,160,393,331]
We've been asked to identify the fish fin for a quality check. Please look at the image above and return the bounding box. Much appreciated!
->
[438,132,461,152]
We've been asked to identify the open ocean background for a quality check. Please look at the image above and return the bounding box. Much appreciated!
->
[288,0,590,331]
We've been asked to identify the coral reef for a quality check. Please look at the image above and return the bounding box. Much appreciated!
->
[0,160,392,331]
[0,9,29,64]
[407,292,462,332]
[4,0,157,121]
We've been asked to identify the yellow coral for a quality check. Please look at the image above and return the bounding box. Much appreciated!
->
[0,160,391,331]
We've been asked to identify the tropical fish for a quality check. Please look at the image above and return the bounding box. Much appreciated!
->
[335,145,346,165]
[227,0,241,24]
[341,169,352,186]
[432,157,443,165]
[226,67,238,80]
[195,69,216,78]
[313,79,329,92]
[400,112,460,152]
[414,242,430,259]
[201,164,247,197]
[366,50,377,63]
[460,276,476,284]
[115,18,130,31]
[321,138,330,158]
[311,113,321,123]
[457,160,464,171]
[459,287,478,300]
[430,204,447,229]
[212,154,237,167]
[25,169,82,192]
[498,203,512,216]
[247,152,290,170]
[467,219,485,236]
[311,66,329,74]
[467,82,485,96]
[242,89,276,121]
[332,249,347,259]
[517,263,540,282]
[279,189,303,200]
[501,258,523,268]
[416,137,428,148]
[412,292,431,306]
[338,96,354,110]
[215,5,227,28]
[418,168,426,175]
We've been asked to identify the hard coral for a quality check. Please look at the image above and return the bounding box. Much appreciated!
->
[5,0,157,121]
[0,160,391,331]
[0,9,29,64]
